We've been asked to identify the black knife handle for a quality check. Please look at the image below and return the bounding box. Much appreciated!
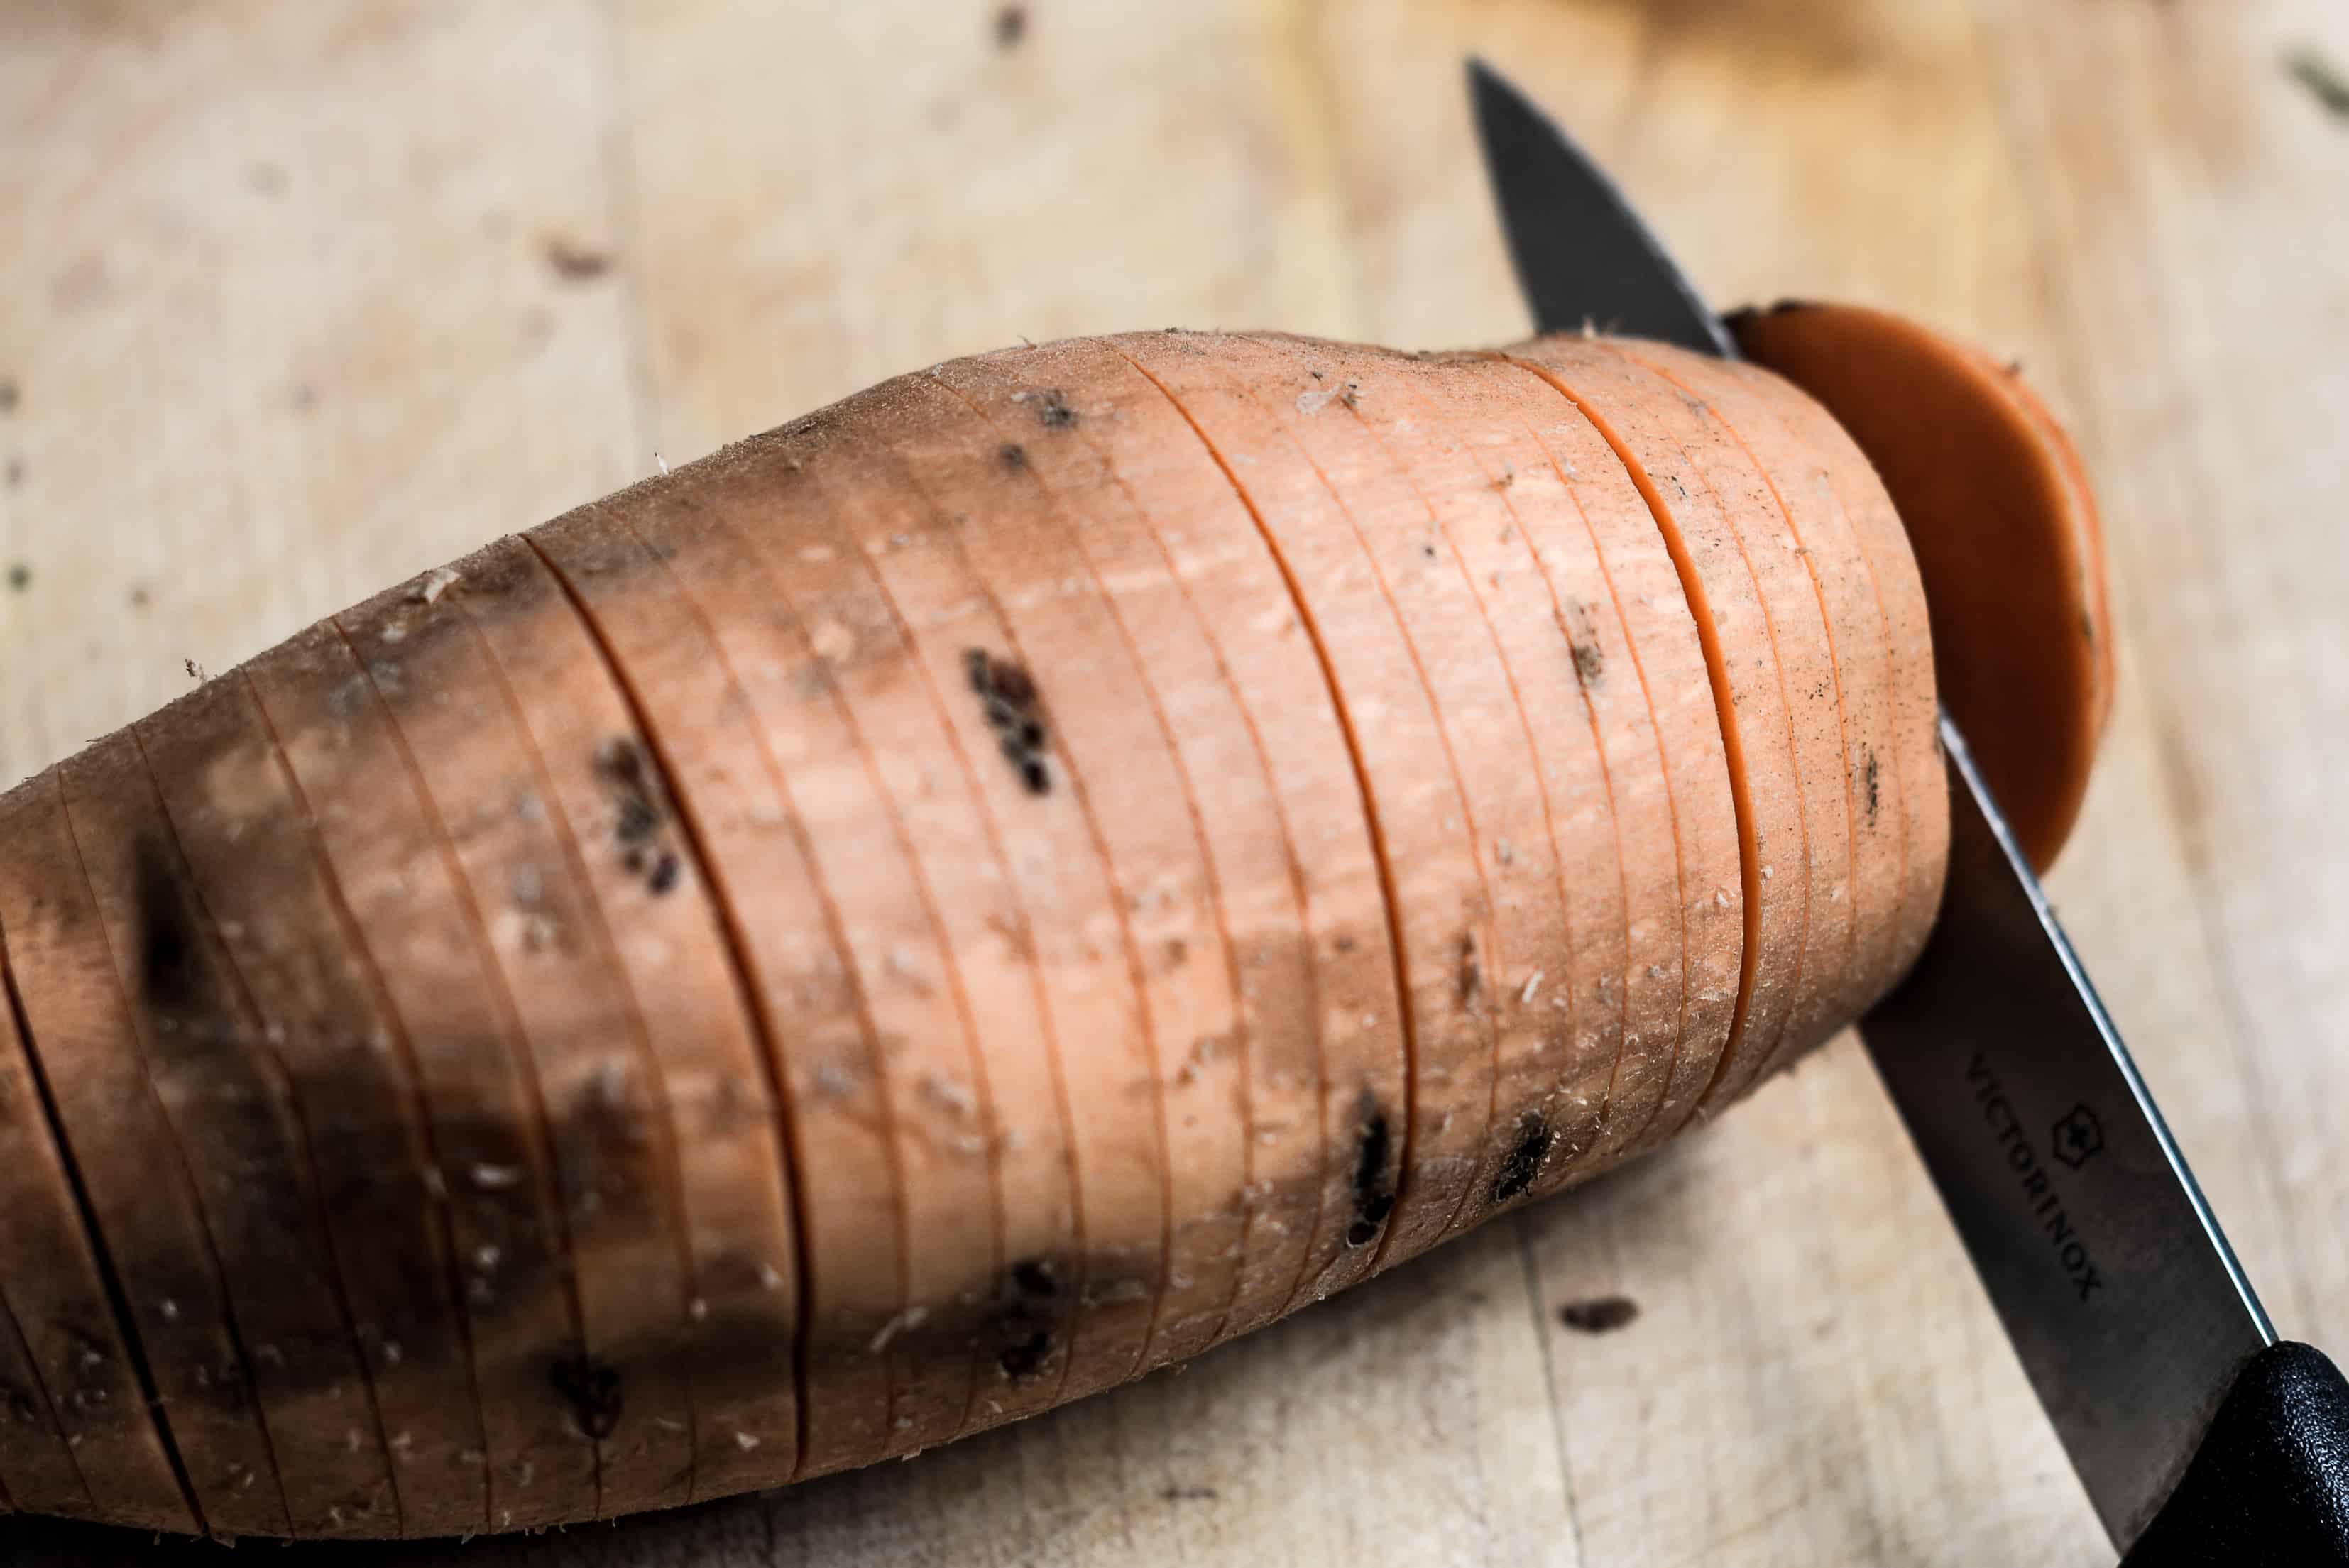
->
[2122,1341,2349,1564]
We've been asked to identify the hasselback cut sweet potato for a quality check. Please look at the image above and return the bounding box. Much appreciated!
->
[0,323,2056,1541]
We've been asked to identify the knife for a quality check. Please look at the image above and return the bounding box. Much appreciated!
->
[1468,59,2349,1564]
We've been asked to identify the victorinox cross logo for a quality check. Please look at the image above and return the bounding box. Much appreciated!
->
[2052,1104,2105,1170]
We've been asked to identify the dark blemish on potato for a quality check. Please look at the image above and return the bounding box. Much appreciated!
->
[543,236,613,282]
[998,442,1028,473]
[598,736,688,889]
[1571,638,1603,687]
[1007,1257,1056,1298]
[985,659,1036,706]
[5,562,27,592]
[967,648,1052,795]
[1558,1295,1641,1334]
[1031,388,1077,429]
[997,1330,1050,1381]
[0,1376,39,1427]
[0,378,16,414]
[4,458,21,488]
[133,836,198,1009]
[989,1258,1061,1381]
[1491,1113,1553,1204]
[550,1352,623,1440]
[995,4,1027,49]
[1163,1485,1219,1502]
[1455,931,1482,1009]
[1863,747,1880,826]
[1345,1095,1395,1248]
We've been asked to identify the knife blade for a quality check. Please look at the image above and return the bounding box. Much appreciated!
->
[1868,716,2269,1543]
[1467,57,2349,1562]
[1467,59,1736,361]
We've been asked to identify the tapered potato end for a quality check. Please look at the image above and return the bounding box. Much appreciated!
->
[1731,302,2112,871]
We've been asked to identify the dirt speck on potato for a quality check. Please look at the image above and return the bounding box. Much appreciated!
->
[550,1352,623,1440]
[1491,1113,1553,1204]
[1345,1094,1396,1248]
[967,648,1051,795]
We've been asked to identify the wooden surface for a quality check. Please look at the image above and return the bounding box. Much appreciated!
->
[4,0,2346,1561]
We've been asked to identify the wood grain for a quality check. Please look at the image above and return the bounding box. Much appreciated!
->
[4,0,2341,1563]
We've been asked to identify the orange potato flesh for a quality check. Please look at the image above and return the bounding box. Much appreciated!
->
[1122,331,1507,1269]
[0,327,1998,1539]
[1719,360,1950,987]
[1340,349,1632,1197]
[1643,351,1914,1065]
[1602,339,1858,1119]
[1481,355,1736,1166]
[1507,338,1801,1147]
[1230,334,1587,1234]
[1733,302,2109,871]
[929,343,1374,1345]
[877,372,1254,1384]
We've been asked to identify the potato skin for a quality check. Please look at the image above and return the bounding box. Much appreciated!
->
[0,327,1966,1540]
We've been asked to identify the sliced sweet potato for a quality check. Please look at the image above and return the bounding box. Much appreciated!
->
[1732,302,2110,870]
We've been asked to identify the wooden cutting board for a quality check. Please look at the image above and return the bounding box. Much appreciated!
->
[4,1,2346,1562]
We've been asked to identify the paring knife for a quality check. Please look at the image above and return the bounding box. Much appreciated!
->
[1468,60,2349,1564]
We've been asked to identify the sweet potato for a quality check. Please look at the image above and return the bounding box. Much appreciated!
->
[0,321,2098,1540]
